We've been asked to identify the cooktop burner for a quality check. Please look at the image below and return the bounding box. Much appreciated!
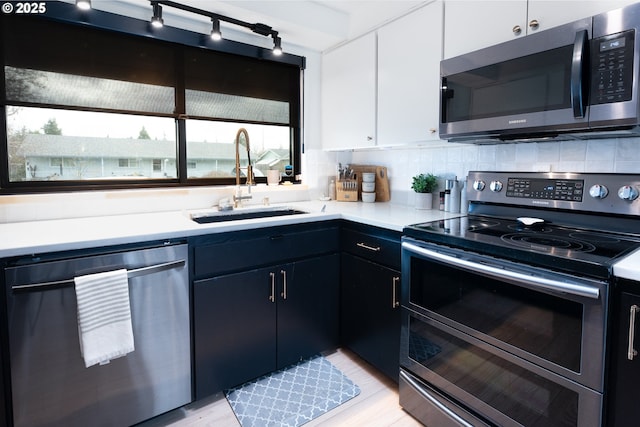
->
[404,216,640,266]
[500,233,596,254]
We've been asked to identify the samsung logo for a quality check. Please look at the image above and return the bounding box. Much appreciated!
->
[509,119,527,125]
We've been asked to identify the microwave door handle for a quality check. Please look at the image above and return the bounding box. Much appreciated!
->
[571,30,589,118]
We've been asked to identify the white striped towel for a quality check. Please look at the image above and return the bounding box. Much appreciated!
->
[74,269,135,368]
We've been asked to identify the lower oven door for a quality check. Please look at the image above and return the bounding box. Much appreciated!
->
[399,368,491,427]
[400,309,603,427]
[401,238,609,392]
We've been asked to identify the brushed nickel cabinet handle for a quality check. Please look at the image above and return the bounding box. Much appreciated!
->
[281,269,287,300]
[392,276,400,309]
[269,272,276,303]
[628,304,640,360]
[357,242,381,252]
[512,25,522,35]
[529,19,539,30]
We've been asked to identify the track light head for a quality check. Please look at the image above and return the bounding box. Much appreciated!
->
[272,36,282,56]
[147,2,283,55]
[76,0,91,10]
[151,3,164,28]
[210,19,222,41]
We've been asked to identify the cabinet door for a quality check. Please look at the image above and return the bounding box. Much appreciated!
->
[277,254,340,369]
[527,0,639,34]
[378,1,443,145]
[444,0,639,59]
[193,266,277,399]
[443,0,527,59]
[341,253,401,381]
[321,33,376,150]
[608,291,640,426]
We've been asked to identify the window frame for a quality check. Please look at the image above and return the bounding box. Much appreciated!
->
[0,1,304,194]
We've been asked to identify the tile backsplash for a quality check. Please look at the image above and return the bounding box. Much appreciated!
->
[306,137,640,206]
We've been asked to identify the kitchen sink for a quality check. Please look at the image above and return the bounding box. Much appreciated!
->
[191,207,307,224]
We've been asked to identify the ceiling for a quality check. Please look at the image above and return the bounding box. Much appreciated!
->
[84,0,428,52]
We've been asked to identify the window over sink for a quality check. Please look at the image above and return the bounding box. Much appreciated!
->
[0,2,303,193]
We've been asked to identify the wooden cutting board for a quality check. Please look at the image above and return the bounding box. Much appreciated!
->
[351,165,390,202]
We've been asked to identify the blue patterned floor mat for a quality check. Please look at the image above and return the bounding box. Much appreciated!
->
[225,355,360,427]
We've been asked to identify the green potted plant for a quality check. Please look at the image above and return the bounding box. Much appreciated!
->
[411,173,438,210]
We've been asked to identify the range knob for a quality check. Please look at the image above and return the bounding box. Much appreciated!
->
[489,180,503,192]
[588,184,609,199]
[618,185,639,201]
[473,180,486,191]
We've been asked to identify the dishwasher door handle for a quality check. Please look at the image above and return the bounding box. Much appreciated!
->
[11,259,186,292]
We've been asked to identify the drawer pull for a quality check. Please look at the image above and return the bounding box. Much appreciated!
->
[628,304,640,360]
[357,242,381,252]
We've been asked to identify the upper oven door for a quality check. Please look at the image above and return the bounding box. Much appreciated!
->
[440,18,592,141]
[401,238,609,392]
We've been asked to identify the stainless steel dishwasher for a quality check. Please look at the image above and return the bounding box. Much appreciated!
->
[4,242,191,427]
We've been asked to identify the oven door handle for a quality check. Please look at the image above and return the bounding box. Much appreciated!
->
[402,242,600,300]
[400,370,475,427]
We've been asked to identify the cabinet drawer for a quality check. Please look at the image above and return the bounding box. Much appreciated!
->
[341,226,400,269]
[194,224,339,278]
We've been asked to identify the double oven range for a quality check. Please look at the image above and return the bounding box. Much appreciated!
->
[399,171,640,427]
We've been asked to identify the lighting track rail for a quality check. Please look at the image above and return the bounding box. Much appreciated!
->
[149,0,283,55]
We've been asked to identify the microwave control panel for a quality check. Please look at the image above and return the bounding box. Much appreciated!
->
[592,30,635,105]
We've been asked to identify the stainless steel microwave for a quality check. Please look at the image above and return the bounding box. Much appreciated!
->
[440,3,640,143]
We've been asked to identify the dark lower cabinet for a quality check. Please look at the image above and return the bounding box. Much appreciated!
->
[194,253,339,399]
[194,266,277,398]
[607,283,640,427]
[277,255,340,369]
[340,224,401,381]
[341,254,400,381]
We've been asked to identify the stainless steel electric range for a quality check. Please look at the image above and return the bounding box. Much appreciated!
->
[399,171,640,427]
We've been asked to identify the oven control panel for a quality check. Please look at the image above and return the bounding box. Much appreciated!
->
[505,178,583,201]
[468,171,640,216]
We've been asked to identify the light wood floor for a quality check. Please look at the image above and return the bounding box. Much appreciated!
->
[139,348,422,426]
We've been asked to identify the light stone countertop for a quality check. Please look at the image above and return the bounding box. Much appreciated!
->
[0,200,462,258]
[613,248,640,282]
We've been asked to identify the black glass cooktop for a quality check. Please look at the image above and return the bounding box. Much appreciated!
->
[404,215,640,269]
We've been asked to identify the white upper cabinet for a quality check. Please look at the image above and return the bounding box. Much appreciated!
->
[527,0,639,31]
[378,1,444,146]
[321,33,376,150]
[321,1,444,150]
[444,0,526,59]
[444,0,639,59]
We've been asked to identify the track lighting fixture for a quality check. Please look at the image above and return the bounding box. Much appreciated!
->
[151,2,164,28]
[76,0,91,10]
[146,1,283,54]
[272,35,282,56]
[210,19,222,41]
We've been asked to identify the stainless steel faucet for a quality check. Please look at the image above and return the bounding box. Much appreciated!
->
[233,128,253,207]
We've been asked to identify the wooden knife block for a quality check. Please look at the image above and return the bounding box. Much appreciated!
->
[335,165,390,202]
